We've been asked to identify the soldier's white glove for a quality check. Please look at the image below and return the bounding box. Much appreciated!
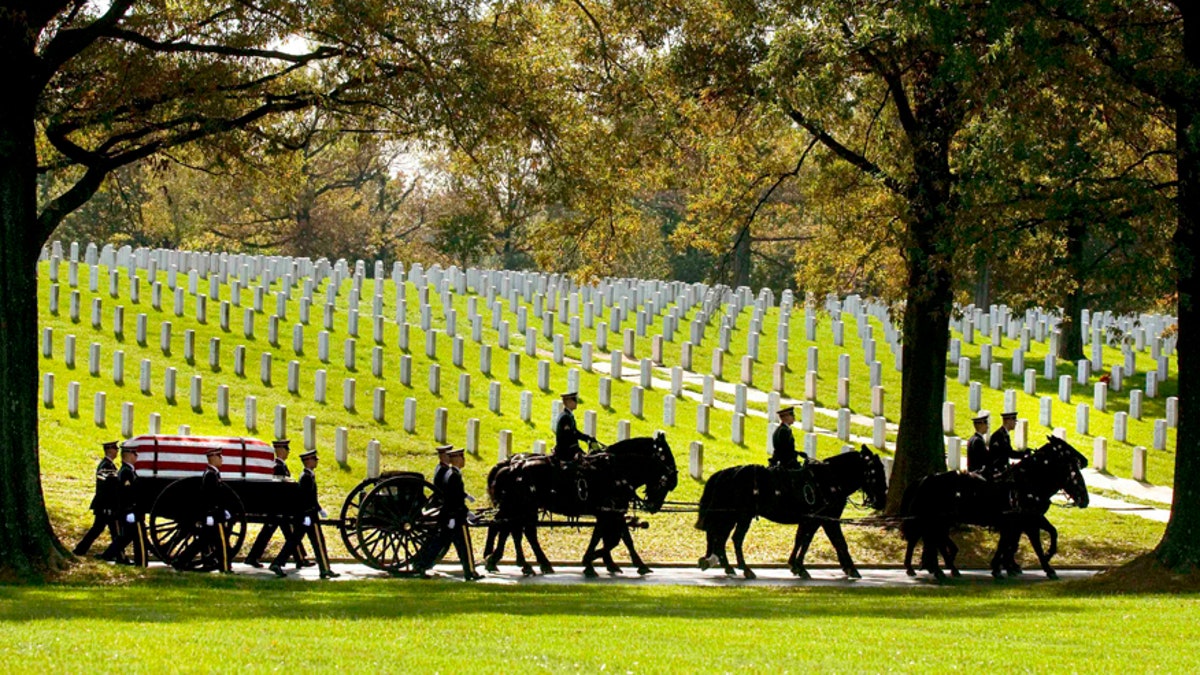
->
[303,516,312,527]
[125,513,135,524]
[448,518,456,529]
[205,516,214,526]
[319,509,328,518]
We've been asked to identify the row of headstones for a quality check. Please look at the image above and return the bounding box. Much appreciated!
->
[46,240,1178,370]
[942,392,1176,453]
[942,424,1157,482]
[949,336,1172,388]
[44,241,862,372]
[951,303,1177,359]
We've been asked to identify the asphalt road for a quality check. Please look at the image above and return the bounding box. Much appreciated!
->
[194,561,1101,586]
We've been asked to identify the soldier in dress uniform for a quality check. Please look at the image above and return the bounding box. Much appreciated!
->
[202,448,233,573]
[554,392,595,462]
[413,445,481,580]
[986,411,1028,478]
[966,412,991,475]
[103,445,148,566]
[271,449,339,579]
[770,407,801,469]
[244,439,309,568]
[74,441,120,557]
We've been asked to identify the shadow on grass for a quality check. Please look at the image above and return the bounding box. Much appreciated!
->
[0,568,1165,624]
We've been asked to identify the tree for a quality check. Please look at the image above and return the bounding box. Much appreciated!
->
[1039,0,1200,570]
[0,0,367,577]
[655,0,1050,511]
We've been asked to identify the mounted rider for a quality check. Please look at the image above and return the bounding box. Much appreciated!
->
[769,407,802,470]
[554,392,595,463]
[966,411,992,476]
[986,411,1029,478]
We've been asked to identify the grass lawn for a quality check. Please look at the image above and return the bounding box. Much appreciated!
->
[2,571,1198,672]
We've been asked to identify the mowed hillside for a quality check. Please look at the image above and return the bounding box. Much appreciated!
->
[35,243,1178,564]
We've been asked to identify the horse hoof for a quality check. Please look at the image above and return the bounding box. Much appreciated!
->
[1046,569,1059,580]
[846,568,862,580]
[540,564,555,575]
[698,557,711,570]
[723,567,737,577]
[521,565,535,577]
[991,569,1005,580]
[950,568,962,578]
[793,567,811,580]
[905,568,917,577]
[637,565,652,576]
[743,569,756,580]
[583,567,599,579]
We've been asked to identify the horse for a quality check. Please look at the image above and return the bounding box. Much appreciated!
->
[485,432,678,577]
[695,446,888,580]
[900,435,1089,580]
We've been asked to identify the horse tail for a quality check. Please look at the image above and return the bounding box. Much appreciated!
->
[695,467,732,530]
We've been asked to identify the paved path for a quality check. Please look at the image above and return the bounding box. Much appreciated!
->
[208,561,1100,586]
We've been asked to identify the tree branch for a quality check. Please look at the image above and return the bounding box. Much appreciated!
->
[36,0,135,85]
[784,106,906,196]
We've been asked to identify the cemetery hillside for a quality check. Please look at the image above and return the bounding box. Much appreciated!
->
[35,240,1176,566]
[4,0,1200,671]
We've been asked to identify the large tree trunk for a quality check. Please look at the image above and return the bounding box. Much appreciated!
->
[1156,10,1200,569]
[886,113,956,514]
[886,225,954,513]
[0,23,69,578]
[1058,220,1086,362]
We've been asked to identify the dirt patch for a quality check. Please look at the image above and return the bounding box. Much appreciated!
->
[1069,553,1200,594]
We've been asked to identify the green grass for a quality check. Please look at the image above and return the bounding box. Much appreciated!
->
[2,574,1199,671]
[35,257,1178,565]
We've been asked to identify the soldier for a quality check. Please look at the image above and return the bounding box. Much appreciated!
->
[413,445,481,581]
[553,392,595,462]
[966,412,991,475]
[201,448,233,573]
[244,439,309,568]
[103,445,148,566]
[770,407,801,469]
[987,411,1028,477]
[271,449,339,579]
[74,441,120,557]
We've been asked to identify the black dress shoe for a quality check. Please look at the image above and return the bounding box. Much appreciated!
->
[245,559,263,569]
[269,564,287,578]
[320,570,341,579]
[297,560,316,568]
[464,572,484,582]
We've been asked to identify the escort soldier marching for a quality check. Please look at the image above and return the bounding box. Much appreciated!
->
[554,391,595,463]
[245,439,310,569]
[103,444,149,566]
[413,445,481,581]
[271,449,339,579]
[986,411,1028,478]
[966,412,991,475]
[770,407,801,469]
[74,440,120,558]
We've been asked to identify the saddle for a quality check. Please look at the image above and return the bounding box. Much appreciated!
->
[766,464,825,515]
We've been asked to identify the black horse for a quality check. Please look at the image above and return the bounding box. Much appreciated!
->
[485,433,678,576]
[901,435,1090,580]
[695,447,888,579]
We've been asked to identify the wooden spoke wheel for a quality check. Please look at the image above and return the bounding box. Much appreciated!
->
[339,471,426,562]
[354,473,440,573]
[148,477,245,571]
